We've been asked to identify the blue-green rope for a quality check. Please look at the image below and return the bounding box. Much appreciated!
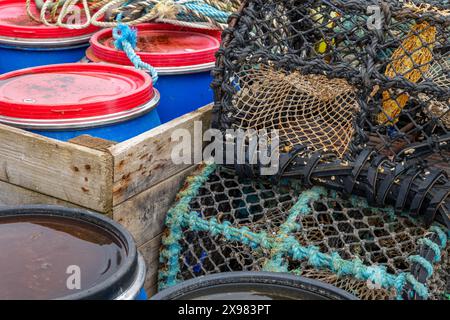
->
[263,186,327,272]
[159,164,217,289]
[181,1,230,24]
[418,238,442,263]
[113,24,159,84]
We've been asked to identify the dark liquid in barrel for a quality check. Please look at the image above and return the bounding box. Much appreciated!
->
[181,284,329,300]
[0,216,126,300]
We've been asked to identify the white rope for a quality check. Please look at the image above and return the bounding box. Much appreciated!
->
[57,0,92,29]
[30,0,233,29]
[155,17,224,30]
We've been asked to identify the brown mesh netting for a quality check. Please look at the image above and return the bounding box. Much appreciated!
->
[424,59,450,129]
[232,66,359,158]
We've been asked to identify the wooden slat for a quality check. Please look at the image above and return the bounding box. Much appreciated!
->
[113,166,196,246]
[138,234,162,295]
[69,135,117,152]
[146,284,158,298]
[109,104,212,206]
[0,125,113,213]
[0,181,84,209]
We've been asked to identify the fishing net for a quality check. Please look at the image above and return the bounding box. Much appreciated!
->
[211,0,450,228]
[159,164,449,300]
[231,66,359,159]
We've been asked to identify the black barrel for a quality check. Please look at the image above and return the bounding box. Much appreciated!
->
[0,205,146,300]
[152,272,357,300]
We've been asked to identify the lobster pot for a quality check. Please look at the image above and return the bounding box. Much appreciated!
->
[0,206,147,300]
[86,23,221,123]
[0,0,98,74]
[0,63,161,142]
[212,0,450,164]
[158,165,449,300]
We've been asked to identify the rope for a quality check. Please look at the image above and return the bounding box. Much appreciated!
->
[27,0,234,30]
[112,23,159,83]
[26,0,42,22]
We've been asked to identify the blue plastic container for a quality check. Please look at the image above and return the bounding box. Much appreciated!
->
[0,63,161,142]
[0,0,97,73]
[153,65,215,123]
[0,41,91,74]
[26,97,161,142]
[86,23,221,123]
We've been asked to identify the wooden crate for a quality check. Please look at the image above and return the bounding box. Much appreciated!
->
[0,104,212,296]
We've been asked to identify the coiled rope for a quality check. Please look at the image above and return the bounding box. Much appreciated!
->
[26,0,238,30]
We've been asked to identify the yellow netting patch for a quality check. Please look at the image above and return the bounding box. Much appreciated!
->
[231,65,360,158]
[378,21,437,125]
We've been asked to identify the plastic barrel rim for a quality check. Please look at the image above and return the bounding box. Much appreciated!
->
[152,272,358,300]
[87,23,220,74]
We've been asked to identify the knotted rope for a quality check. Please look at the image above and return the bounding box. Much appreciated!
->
[26,0,236,30]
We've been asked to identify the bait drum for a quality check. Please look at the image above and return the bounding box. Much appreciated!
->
[0,205,147,300]
[0,63,161,142]
[152,272,357,300]
[0,0,98,74]
[86,23,220,123]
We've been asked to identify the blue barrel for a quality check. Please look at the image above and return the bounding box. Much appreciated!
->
[0,205,148,300]
[0,63,161,142]
[0,0,98,74]
[86,23,221,123]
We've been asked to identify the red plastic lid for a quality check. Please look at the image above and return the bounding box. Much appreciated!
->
[89,23,221,68]
[0,63,155,119]
[0,0,98,39]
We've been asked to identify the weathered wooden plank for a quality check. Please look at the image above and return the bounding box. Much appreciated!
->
[110,104,212,206]
[0,181,84,209]
[113,166,196,246]
[138,234,162,295]
[0,124,113,213]
[147,284,158,298]
[69,135,117,152]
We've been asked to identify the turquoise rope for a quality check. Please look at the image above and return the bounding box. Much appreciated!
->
[263,186,327,272]
[408,255,434,279]
[418,238,442,263]
[430,226,448,248]
[159,164,217,289]
[181,1,230,23]
[113,24,159,84]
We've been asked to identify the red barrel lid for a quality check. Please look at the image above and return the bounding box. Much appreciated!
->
[89,23,221,68]
[0,0,98,39]
[0,63,155,119]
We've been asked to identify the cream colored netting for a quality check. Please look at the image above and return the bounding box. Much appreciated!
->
[231,65,360,158]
